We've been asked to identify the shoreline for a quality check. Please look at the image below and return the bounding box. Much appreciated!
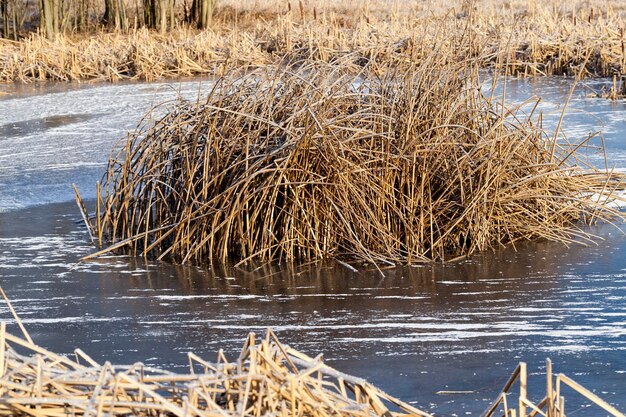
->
[1,0,626,88]
[0,322,622,417]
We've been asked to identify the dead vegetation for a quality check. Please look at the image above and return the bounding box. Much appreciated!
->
[0,286,622,416]
[0,323,433,417]
[0,322,623,417]
[0,283,622,417]
[74,47,626,266]
[1,0,626,83]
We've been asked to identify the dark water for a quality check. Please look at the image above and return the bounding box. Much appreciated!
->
[1,77,626,416]
[0,114,101,138]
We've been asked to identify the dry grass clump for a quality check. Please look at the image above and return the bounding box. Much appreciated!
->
[77,51,625,266]
[596,74,626,100]
[0,323,433,417]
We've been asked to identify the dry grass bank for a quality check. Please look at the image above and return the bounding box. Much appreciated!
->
[0,312,434,417]
[0,323,432,416]
[75,48,626,266]
[0,320,621,417]
[1,0,626,83]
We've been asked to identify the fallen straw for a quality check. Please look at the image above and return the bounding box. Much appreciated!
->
[0,304,622,417]
[0,286,32,344]
[0,325,433,417]
[0,324,623,417]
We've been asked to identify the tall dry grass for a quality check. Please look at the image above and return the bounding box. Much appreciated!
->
[1,0,626,83]
[77,48,626,266]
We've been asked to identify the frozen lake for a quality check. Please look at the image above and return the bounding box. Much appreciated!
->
[0,76,626,416]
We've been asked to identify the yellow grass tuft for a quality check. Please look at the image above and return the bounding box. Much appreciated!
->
[76,49,626,266]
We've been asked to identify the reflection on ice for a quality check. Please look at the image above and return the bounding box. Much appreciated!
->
[0,201,625,415]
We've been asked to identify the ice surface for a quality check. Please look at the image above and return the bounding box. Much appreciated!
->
[0,80,213,212]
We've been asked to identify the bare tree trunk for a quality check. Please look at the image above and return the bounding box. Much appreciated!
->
[189,0,215,29]
[77,0,87,31]
[10,0,17,39]
[1,0,9,38]
[135,0,141,27]
[200,0,207,28]
[40,0,56,38]
[190,0,197,25]
[168,0,175,31]
[51,0,59,34]
[143,0,176,32]
[115,0,127,30]
[1,0,22,38]
[103,0,112,24]
[143,0,155,28]
[158,0,166,33]
[104,0,128,31]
